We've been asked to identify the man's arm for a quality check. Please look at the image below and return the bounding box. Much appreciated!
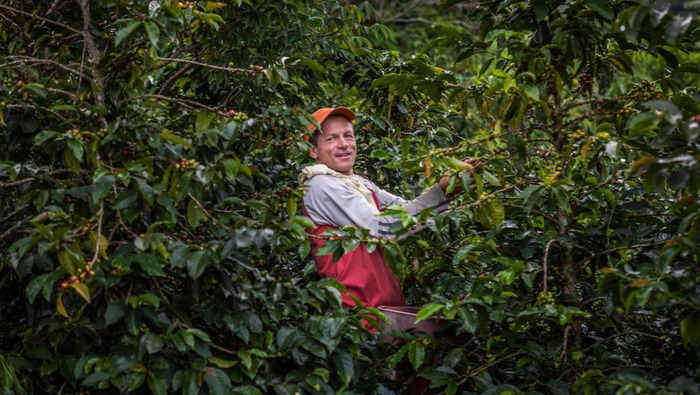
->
[304,176,449,240]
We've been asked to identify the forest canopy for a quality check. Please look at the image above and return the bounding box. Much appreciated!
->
[1,0,699,393]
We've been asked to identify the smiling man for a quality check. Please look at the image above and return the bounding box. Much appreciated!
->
[298,107,463,309]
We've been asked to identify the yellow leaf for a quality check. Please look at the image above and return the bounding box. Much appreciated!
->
[206,1,228,10]
[90,231,109,259]
[424,157,432,178]
[629,279,650,288]
[70,281,91,303]
[209,357,238,368]
[663,240,681,249]
[678,196,696,207]
[444,157,473,172]
[57,292,69,318]
[631,156,655,169]
[600,267,614,275]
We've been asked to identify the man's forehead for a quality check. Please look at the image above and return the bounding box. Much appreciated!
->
[320,116,354,133]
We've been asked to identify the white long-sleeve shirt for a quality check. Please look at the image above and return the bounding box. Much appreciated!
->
[301,168,449,239]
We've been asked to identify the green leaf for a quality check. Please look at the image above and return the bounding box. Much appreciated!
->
[186,250,208,279]
[129,293,161,308]
[341,237,360,254]
[290,215,314,228]
[144,333,165,354]
[481,197,505,227]
[64,148,81,173]
[332,350,354,384]
[452,244,476,264]
[24,83,47,98]
[187,198,206,228]
[148,377,168,395]
[585,0,614,20]
[681,312,700,344]
[161,130,192,148]
[416,303,443,323]
[316,239,342,257]
[132,254,166,277]
[195,110,216,135]
[370,149,393,160]
[26,272,57,303]
[285,197,297,217]
[388,344,409,368]
[113,189,140,210]
[204,367,232,393]
[533,0,549,22]
[82,372,110,386]
[115,20,142,47]
[92,174,116,204]
[145,21,160,49]
[407,342,425,370]
[57,247,80,274]
[105,301,127,326]
[186,328,212,342]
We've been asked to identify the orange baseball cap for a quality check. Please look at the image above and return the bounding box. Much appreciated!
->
[309,107,355,131]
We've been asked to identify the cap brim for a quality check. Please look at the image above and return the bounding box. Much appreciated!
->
[310,107,356,131]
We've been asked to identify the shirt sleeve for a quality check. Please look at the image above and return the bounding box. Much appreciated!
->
[303,175,450,240]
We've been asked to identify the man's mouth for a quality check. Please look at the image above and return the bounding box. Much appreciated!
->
[336,152,352,158]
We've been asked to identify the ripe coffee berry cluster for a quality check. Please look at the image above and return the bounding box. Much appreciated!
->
[174,158,198,169]
[274,186,293,196]
[579,63,593,90]
[66,129,83,139]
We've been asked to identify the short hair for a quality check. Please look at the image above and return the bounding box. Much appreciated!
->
[309,114,352,147]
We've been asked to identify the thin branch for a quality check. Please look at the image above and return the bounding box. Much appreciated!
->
[77,0,108,129]
[0,222,24,243]
[4,56,92,82]
[119,94,217,112]
[207,342,237,355]
[559,325,571,361]
[158,62,193,95]
[0,169,80,188]
[6,103,67,121]
[152,278,170,305]
[1,204,29,223]
[450,351,523,392]
[575,238,676,267]
[583,330,666,353]
[0,4,82,34]
[187,192,234,233]
[156,57,258,76]
[113,183,139,239]
[502,203,558,224]
[543,239,559,295]
[154,43,202,69]
[450,185,517,212]
[87,200,104,268]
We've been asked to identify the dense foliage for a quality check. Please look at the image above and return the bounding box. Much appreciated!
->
[1,0,699,393]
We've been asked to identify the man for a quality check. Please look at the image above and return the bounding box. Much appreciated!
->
[299,107,468,309]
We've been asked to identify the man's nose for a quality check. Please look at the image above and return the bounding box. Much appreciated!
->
[337,137,349,148]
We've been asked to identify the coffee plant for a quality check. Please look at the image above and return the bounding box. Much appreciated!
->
[1,0,698,393]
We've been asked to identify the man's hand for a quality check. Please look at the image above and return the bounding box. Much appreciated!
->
[438,157,480,194]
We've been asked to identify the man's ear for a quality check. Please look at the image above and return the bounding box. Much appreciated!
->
[309,146,318,160]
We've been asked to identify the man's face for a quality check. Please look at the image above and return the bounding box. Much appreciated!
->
[310,116,357,175]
